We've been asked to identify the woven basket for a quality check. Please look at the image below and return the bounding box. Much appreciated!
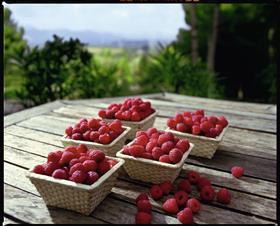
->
[116,143,194,184]
[26,156,124,215]
[60,126,131,157]
[103,110,158,140]
[165,125,229,159]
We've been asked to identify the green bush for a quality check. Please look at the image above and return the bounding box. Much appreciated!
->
[138,45,223,98]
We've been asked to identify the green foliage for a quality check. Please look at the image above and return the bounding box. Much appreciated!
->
[139,45,223,98]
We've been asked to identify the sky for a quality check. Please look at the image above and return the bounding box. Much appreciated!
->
[4,4,188,41]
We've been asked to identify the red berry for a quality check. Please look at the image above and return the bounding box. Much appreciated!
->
[215,124,223,134]
[72,133,82,140]
[151,147,164,160]
[109,119,122,131]
[90,131,100,142]
[175,139,190,153]
[231,166,244,178]
[175,113,184,123]
[218,116,228,128]
[187,198,201,214]
[32,165,44,174]
[183,111,192,118]
[98,109,106,118]
[72,127,81,134]
[135,212,152,224]
[82,160,97,172]
[176,123,187,133]
[131,111,141,121]
[129,145,145,157]
[52,169,68,179]
[47,152,61,163]
[195,109,204,116]
[162,198,179,214]
[69,163,85,176]
[167,118,177,129]
[200,121,212,134]
[98,126,110,135]
[65,126,73,136]
[141,152,153,160]
[160,141,175,154]
[137,200,152,213]
[184,117,193,127]
[98,159,110,175]
[178,179,192,193]
[149,185,163,200]
[77,144,88,153]
[44,162,59,176]
[107,159,117,168]
[158,134,171,146]
[200,185,216,202]
[69,158,80,167]
[134,135,149,146]
[169,148,183,164]
[70,170,87,183]
[89,150,105,162]
[136,193,149,203]
[174,191,189,206]
[177,208,193,224]
[59,151,75,165]
[197,177,211,191]
[99,133,111,144]
[85,171,99,185]
[80,122,89,133]
[146,128,158,137]
[209,128,218,138]
[122,146,131,155]
[187,171,200,184]
[159,181,172,195]
[88,118,100,130]
[217,188,231,204]
[208,116,218,125]
[192,125,201,135]
[83,131,91,141]
[159,155,171,164]
[79,156,90,163]
[146,141,158,153]
[136,131,148,138]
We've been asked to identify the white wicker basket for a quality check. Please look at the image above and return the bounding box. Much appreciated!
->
[165,125,229,159]
[26,156,124,215]
[60,126,131,157]
[116,142,194,184]
[102,110,158,140]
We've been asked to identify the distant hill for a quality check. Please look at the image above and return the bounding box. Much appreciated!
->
[24,27,172,49]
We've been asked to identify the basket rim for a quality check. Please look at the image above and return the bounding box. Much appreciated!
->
[102,110,158,125]
[116,142,194,169]
[60,126,131,147]
[26,156,125,191]
[165,124,229,142]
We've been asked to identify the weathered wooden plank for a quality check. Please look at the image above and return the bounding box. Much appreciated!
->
[4,184,107,224]
[3,217,19,225]
[163,92,276,115]
[4,144,276,199]
[4,100,64,127]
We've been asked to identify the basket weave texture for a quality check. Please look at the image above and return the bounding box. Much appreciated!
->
[165,125,229,159]
[26,157,124,215]
[103,111,157,140]
[116,142,194,184]
[60,126,131,157]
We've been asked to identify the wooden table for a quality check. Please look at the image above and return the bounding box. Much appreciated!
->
[4,92,277,224]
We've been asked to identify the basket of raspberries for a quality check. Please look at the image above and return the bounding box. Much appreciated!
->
[26,144,124,215]
[98,97,157,139]
[116,128,194,184]
[165,109,229,159]
[61,117,131,156]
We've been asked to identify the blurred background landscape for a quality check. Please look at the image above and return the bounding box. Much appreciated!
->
[4,4,278,115]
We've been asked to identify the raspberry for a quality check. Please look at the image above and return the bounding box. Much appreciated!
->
[129,145,145,157]
[79,118,88,124]
[69,163,85,176]
[146,127,158,137]
[44,162,59,176]
[52,169,68,179]
[85,171,99,185]
[72,133,82,140]
[55,150,63,159]
[65,126,73,136]
[183,111,192,117]
[200,185,216,202]
[47,152,61,163]
[169,148,183,164]
[197,177,211,191]
[152,147,164,160]
[231,166,244,178]
[79,156,90,163]
[217,188,231,204]
[174,191,189,206]
[131,111,141,121]
[99,133,111,144]
[159,155,171,164]
[82,160,97,172]
[136,131,148,138]
[107,159,117,168]
[161,141,175,154]
[176,139,190,153]
[122,146,131,155]
[209,128,218,138]
[162,198,179,214]
[149,185,163,200]
[215,124,223,134]
[200,121,212,134]
[187,171,200,184]
[32,164,44,174]
[177,208,193,224]
[176,123,187,132]
[98,126,110,135]
[150,133,159,139]
[59,151,76,165]
[80,122,89,133]
[137,200,152,213]
[178,179,192,193]
[184,117,193,127]
[98,159,110,175]
[83,131,91,141]
[136,193,149,203]
[159,181,172,195]
[109,131,118,140]
[77,143,88,153]
[98,109,106,118]
[195,109,204,116]
[141,152,153,160]
[218,116,228,128]
[187,198,201,213]
[135,212,152,224]
[88,118,100,130]
[72,127,81,134]
[158,134,171,146]
[69,158,80,167]
[192,125,201,135]
[70,170,87,183]
[89,150,105,162]
[175,113,184,123]
[145,141,157,153]
[167,118,177,129]
[90,131,100,142]
[109,119,122,132]
[134,135,149,146]
[208,116,218,125]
